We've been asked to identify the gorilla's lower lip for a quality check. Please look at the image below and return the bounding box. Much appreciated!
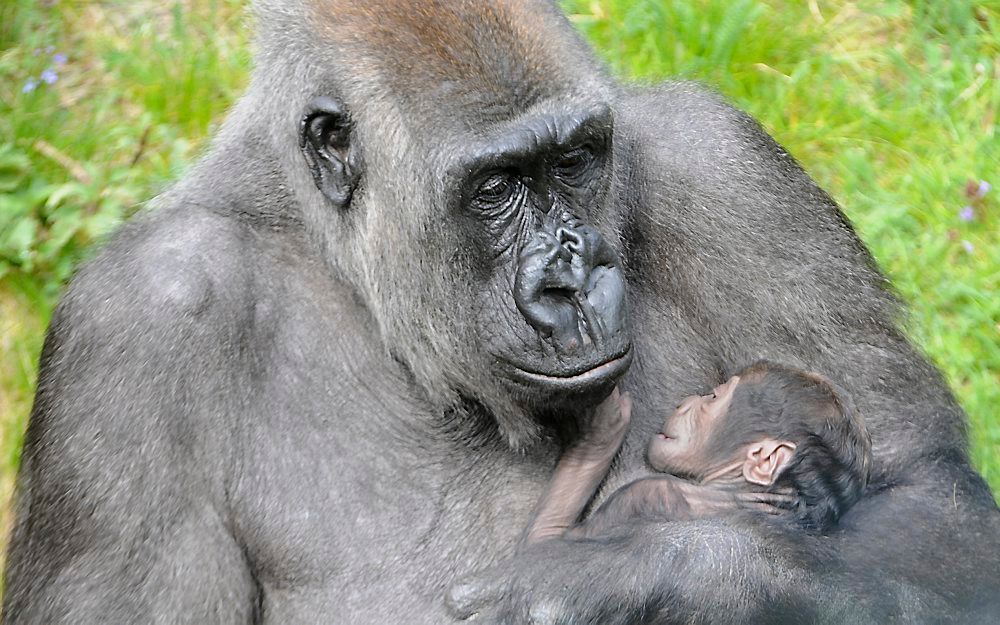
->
[508,347,633,389]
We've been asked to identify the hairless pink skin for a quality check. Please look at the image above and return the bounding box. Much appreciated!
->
[520,388,631,547]
[648,376,741,480]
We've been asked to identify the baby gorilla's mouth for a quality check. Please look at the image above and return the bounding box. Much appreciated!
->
[657,429,681,442]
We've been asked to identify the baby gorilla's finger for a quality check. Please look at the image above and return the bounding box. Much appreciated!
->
[592,386,631,438]
[756,492,796,506]
[743,502,785,515]
[593,388,620,419]
[618,390,633,423]
[736,492,796,513]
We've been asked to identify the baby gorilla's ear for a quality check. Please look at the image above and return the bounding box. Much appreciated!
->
[742,440,797,486]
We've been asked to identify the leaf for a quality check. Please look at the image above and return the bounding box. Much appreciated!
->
[0,216,38,266]
[83,209,123,241]
[37,211,84,261]
[42,182,88,216]
[0,194,32,224]
[0,143,31,193]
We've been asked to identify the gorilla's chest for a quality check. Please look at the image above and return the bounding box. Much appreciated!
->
[226,307,545,619]
[220,272,715,619]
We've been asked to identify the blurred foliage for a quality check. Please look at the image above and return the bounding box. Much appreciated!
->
[0,140,124,286]
[0,0,249,294]
[0,0,252,581]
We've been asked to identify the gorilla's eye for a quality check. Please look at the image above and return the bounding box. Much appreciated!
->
[554,146,594,179]
[474,172,519,206]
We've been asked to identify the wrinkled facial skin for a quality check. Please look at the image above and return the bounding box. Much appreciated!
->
[456,104,632,404]
[648,375,741,479]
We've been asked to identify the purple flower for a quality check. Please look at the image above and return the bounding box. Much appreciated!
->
[22,78,39,93]
[45,45,55,54]
[962,240,974,254]
[959,206,975,222]
[40,69,58,85]
[53,53,67,66]
[966,179,992,201]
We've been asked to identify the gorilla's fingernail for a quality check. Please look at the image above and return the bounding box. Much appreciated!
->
[445,582,479,618]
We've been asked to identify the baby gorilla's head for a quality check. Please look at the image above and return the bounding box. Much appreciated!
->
[648,361,872,531]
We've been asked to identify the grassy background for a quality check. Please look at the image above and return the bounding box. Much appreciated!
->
[1,0,997,584]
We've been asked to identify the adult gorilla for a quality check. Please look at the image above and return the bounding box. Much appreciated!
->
[4,0,999,623]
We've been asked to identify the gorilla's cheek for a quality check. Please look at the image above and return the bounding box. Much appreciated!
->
[583,264,627,339]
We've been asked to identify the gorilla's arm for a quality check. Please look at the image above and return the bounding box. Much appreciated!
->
[451,510,873,623]
[450,463,1000,624]
[563,477,761,540]
[449,83,1000,623]
[1,214,257,624]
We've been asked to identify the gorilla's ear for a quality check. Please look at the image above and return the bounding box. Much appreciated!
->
[299,96,361,209]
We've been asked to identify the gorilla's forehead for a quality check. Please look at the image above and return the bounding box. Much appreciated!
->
[303,0,605,129]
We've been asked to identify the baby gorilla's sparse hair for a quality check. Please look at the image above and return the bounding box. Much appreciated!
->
[710,361,872,532]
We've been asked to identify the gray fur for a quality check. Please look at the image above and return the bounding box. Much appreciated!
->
[3,1,999,623]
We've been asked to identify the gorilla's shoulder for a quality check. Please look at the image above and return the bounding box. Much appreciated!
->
[615,81,839,220]
[618,81,784,165]
[58,205,254,332]
[621,81,757,132]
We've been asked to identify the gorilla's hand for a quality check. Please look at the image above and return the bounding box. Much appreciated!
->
[445,551,578,624]
[445,531,665,625]
[443,517,843,625]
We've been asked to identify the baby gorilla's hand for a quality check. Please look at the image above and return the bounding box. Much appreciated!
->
[595,386,631,434]
[577,387,632,459]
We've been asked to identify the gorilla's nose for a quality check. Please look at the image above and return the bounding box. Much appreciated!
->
[556,225,585,257]
[513,223,626,353]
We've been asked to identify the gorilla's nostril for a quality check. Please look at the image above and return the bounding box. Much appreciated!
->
[556,226,585,256]
[542,287,578,302]
[515,226,625,352]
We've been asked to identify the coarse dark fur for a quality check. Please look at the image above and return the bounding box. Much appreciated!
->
[4,1,1000,623]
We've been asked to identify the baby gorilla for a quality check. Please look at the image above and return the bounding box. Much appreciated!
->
[523,361,872,547]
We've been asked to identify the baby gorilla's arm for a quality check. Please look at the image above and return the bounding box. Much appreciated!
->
[568,477,744,538]
[520,389,631,548]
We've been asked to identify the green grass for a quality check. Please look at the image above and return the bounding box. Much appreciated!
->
[0,0,997,579]
[0,0,252,584]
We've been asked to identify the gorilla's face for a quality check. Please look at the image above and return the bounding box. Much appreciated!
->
[452,101,631,405]
[300,95,630,414]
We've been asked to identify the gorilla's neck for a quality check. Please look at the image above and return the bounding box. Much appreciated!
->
[182,142,298,227]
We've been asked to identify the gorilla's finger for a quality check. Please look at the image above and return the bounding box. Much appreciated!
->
[445,576,505,620]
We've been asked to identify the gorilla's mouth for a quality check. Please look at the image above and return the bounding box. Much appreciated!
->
[506,346,633,391]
